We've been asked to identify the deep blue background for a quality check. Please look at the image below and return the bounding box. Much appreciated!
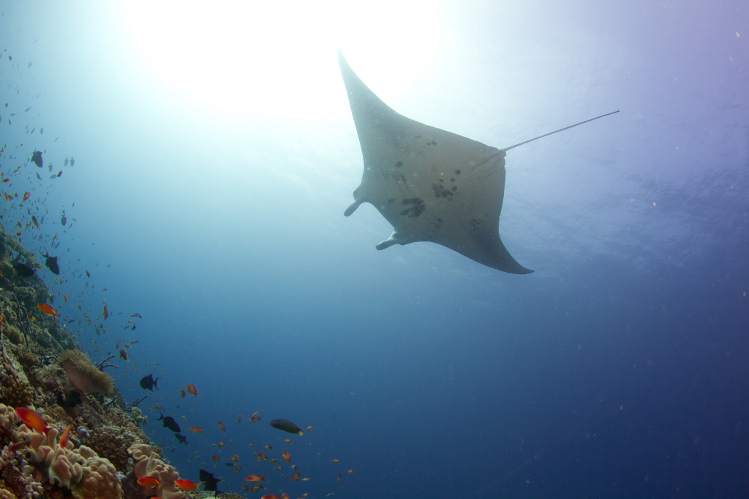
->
[1,2,748,498]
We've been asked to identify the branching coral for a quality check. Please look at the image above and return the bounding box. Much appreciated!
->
[129,443,184,499]
[58,349,115,395]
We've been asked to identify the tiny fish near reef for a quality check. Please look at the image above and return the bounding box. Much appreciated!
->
[199,469,222,492]
[139,374,160,391]
[270,419,304,435]
[37,303,59,319]
[31,150,43,167]
[157,412,181,433]
[40,250,60,274]
[15,407,51,435]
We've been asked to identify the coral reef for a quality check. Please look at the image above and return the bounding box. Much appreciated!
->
[0,222,192,499]
[58,349,115,395]
[128,443,184,499]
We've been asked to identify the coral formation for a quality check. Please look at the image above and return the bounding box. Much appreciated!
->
[129,443,184,499]
[0,223,194,499]
[59,349,115,395]
[16,422,122,499]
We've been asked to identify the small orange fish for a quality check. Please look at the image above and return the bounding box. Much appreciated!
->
[211,455,220,462]
[273,466,282,471]
[261,495,280,499]
[137,476,161,488]
[217,441,225,448]
[347,469,356,475]
[290,471,302,481]
[255,452,268,461]
[8,437,30,452]
[60,423,73,448]
[282,449,291,463]
[269,458,278,463]
[231,454,241,462]
[244,474,266,482]
[4,193,12,201]
[174,479,203,491]
[187,384,198,397]
[2,178,9,183]
[337,473,341,483]
[37,303,59,319]
[22,192,30,201]
[217,420,225,431]
[63,293,68,304]
[306,425,313,432]
[188,426,203,434]
[283,438,291,444]
[330,459,341,463]
[179,388,185,398]
[15,407,50,435]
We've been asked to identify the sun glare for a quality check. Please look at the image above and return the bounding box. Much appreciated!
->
[120,1,446,118]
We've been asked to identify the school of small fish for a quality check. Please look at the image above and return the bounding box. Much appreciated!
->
[1,48,358,498]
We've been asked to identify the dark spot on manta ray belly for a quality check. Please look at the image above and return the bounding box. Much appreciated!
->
[395,161,403,168]
[455,169,461,175]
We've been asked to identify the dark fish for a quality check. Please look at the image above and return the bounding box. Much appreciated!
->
[40,250,59,274]
[31,150,42,167]
[199,469,222,492]
[270,419,304,436]
[13,261,35,277]
[175,433,188,445]
[70,157,75,167]
[139,374,160,391]
[157,412,181,433]
[61,210,67,226]
[56,389,82,411]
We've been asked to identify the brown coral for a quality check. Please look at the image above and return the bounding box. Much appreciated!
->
[87,424,134,472]
[58,349,115,395]
[0,347,36,407]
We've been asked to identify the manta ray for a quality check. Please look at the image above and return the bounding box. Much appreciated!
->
[338,50,618,274]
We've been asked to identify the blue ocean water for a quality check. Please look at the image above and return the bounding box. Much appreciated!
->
[1,2,748,498]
